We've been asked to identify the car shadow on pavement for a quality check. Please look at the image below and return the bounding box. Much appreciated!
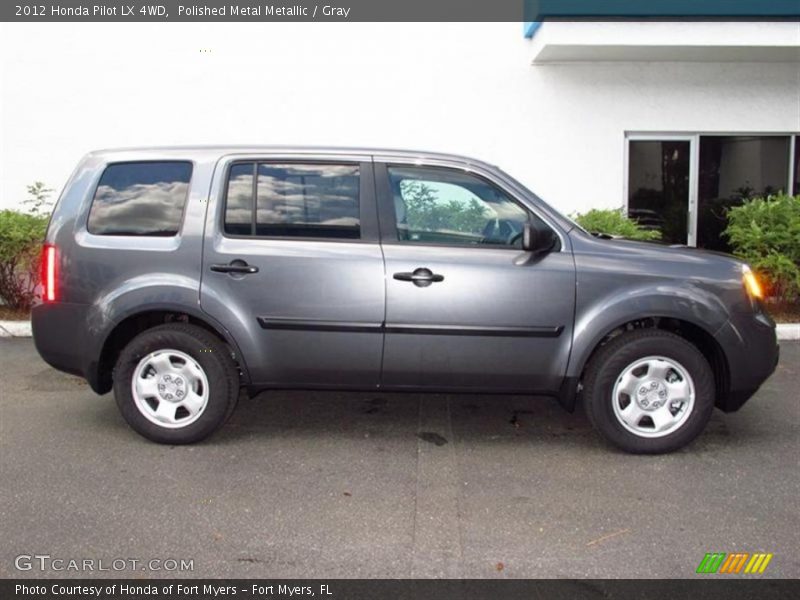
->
[215,390,602,450]
[66,376,748,454]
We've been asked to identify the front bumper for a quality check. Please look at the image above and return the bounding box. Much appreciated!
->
[714,310,779,412]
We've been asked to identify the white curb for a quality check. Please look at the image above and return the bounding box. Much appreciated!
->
[776,323,800,341]
[1,320,798,340]
[0,321,32,338]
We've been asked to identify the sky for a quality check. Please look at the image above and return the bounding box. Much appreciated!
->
[0,22,530,211]
[4,21,796,215]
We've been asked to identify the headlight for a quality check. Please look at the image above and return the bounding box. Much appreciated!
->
[742,265,763,300]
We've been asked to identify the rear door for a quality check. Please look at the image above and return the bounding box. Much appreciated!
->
[200,154,385,387]
[375,160,576,393]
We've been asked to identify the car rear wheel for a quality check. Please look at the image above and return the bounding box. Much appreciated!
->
[582,329,715,454]
[113,324,239,444]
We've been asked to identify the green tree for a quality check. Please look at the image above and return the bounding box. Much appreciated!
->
[400,180,488,235]
[23,181,54,216]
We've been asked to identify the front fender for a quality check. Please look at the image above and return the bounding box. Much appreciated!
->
[559,283,729,411]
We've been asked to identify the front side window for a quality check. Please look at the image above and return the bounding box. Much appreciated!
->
[87,161,193,236]
[388,166,536,248]
[223,162,360,239]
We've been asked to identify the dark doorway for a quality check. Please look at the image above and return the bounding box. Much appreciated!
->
[628,140,691,245]
[698,136,791,252]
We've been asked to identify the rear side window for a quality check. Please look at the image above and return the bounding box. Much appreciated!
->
[87,161,193,236]
[224,163,255,236]
[223,162,360,239]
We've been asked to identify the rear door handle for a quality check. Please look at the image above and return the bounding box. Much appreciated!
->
[210,260,259,274]
[393,268,444,287]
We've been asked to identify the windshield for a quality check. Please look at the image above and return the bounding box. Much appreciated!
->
[494,167,587,234]
[560,211,590,235]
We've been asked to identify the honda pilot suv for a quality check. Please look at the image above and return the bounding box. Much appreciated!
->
[32,147,779,453]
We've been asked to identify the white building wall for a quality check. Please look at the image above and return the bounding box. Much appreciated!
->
[1,22,798,214]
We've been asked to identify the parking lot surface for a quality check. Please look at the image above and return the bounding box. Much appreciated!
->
[1,339,798,579]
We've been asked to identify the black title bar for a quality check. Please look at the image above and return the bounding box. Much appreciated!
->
[3,1,800,22]
[4,579,800,600]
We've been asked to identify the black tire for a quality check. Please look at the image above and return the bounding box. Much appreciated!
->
[113,323,240,444]
[582,329,715,454]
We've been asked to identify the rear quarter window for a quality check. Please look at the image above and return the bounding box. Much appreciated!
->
[87,161,193,236]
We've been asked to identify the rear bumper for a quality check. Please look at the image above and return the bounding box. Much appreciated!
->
[714,310,779,412]
[31,302,91,382]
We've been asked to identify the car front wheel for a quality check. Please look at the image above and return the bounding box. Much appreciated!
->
[113,323,239,444]
[582,329,715,454]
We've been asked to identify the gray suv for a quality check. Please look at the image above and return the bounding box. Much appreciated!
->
[32,147,779,453]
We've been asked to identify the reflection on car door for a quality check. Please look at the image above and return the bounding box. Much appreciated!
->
[200,156,385,387]
[375,162,576,392]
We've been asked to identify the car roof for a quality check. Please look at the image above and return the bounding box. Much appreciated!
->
[81,145,577,236]
[87,145,498,169]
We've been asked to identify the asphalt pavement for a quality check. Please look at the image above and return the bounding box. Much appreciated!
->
[1,339,798,579]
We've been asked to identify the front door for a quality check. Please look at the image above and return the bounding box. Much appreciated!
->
[200,156,385,387]
[375,162,576,393]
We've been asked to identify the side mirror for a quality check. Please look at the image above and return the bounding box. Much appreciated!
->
[522,222,556,254]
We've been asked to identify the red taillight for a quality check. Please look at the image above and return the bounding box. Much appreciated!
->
[41,244,57,302]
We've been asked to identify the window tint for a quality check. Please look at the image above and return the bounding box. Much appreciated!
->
[256,164,360,238]
[223,163,360,239]
[87,161,192,236]
[224,163,255,236]
[388,166,537,248]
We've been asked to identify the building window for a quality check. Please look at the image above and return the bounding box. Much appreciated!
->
[698,135,791,252]
[87,161,192,236]
[627,140,690,245]
[793,136,800,196]
[627,134,796,249]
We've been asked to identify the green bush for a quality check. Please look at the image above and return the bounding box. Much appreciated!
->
[0,210,48,311]
[724,193,800,302]
[572,208,661,241]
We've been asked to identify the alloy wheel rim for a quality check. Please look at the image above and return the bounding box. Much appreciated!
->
[131,349,209,429]
[611,355,695,438]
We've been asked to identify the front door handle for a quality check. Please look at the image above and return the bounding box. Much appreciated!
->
[393,268,444,288]
[210,260,259,274]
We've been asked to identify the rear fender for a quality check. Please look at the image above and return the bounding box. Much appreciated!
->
[84,278,250,392]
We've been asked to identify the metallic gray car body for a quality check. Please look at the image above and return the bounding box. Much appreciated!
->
[32,146,779,413]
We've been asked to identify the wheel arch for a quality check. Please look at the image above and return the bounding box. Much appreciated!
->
[560,314,729,413]
[88,306,250,394]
